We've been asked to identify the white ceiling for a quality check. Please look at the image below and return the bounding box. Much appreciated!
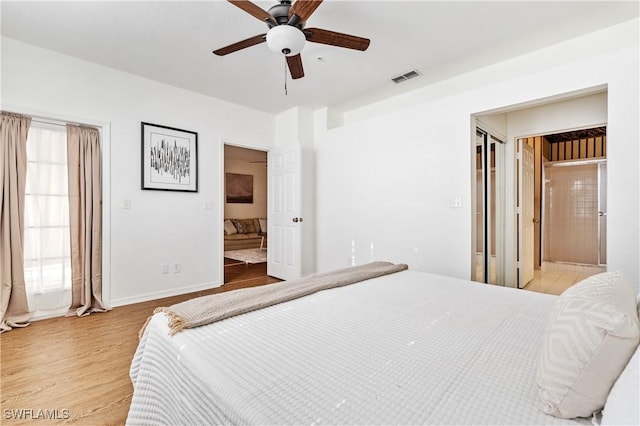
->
[2,1,638,115]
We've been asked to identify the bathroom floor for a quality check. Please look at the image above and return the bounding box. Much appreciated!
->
[522,262,606,295]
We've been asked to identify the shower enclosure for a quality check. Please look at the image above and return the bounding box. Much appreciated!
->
[543,160,607,266]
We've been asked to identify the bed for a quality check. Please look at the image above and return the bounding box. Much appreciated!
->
[126,264,639,425]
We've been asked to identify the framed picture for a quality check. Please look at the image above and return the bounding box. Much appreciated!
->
[226,173,253,203]
[141,122,198,192]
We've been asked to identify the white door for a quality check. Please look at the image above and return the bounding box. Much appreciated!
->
[267,147,302,280]
[518,140,535,288]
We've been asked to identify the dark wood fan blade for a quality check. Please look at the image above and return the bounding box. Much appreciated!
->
[228,0,276,25]
[213,33,266,56]
[288,0,323,22]
[305,27,370,51]
[286,54,305,79]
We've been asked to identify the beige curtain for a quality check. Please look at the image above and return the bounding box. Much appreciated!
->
[0,112,32,332]
[66,124,108,317]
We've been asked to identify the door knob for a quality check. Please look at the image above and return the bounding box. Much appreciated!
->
[292,218,299,223]
[533,218,539,223]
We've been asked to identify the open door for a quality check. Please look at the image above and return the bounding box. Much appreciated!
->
[518,140,535,288]
[267,147,302,280]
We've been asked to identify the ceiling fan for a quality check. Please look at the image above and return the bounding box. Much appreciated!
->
[213,0,370,80]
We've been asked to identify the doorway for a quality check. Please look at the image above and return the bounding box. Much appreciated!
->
[472,89,608,290]
[223,145,270,284]
[517,126,607,291]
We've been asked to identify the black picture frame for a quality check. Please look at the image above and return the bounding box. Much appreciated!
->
[141,122,198,192]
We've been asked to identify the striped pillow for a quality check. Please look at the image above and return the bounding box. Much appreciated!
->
[536,271,640,419]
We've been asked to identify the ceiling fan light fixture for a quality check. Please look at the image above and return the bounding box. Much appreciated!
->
[266,25,306,56]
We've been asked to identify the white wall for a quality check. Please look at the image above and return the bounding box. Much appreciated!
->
[3,17,639,305]
[315,19,639,290]
[2,37,275,306]
[505,91,608,138]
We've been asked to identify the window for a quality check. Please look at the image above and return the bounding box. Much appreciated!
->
[23,121,71,314]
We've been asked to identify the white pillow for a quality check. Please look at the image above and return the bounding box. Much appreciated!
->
[602,345,640,425]
[258,218,267,233]
[536,271,640,418]
[224,219,237,235]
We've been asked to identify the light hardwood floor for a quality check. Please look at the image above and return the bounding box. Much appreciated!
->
[0,265,277,425]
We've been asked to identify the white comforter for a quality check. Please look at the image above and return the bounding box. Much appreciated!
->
[127,270,590,425]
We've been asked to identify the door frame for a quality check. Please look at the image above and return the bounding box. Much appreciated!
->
[219,140,269,285]
[507,123,608,287]
[472,85,608,287]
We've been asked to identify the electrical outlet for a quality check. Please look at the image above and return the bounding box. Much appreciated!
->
[161,264,169,274]
[173,262,181,273]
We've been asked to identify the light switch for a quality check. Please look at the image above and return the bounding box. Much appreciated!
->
[450,196,463,208]
[123,199,131,209]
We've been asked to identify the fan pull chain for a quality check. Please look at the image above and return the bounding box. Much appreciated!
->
[284,59,288,96]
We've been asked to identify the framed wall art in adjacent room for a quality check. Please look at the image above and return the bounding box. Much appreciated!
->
[226,173,253,203]
[141,122,198,192]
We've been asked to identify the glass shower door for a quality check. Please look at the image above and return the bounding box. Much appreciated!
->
[543,161,606,265]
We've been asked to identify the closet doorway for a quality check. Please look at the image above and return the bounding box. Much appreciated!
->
[474,127,506,285]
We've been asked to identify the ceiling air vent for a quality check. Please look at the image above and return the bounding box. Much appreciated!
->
[391,69,421,84]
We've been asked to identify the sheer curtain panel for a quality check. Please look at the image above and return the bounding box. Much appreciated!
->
[23,122,72,317]
[66,124,108,317]
[0,111,32,332]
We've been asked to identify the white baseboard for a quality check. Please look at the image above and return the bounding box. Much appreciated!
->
[110,281,223,308]
[24,282,222,322]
